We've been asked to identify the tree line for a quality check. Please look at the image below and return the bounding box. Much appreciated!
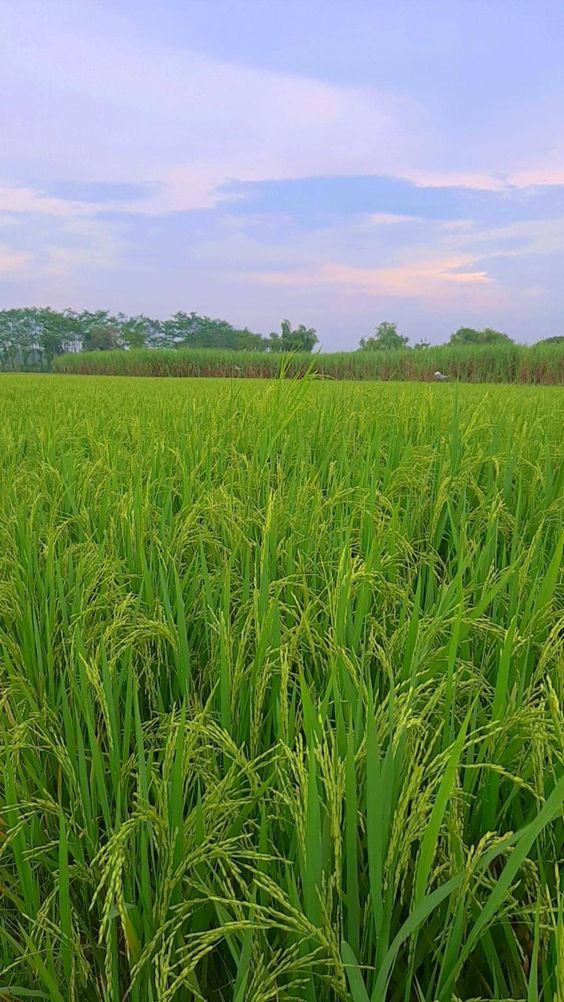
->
[358,321,563,351]
[0,307,561,370]
[0,308,319,370]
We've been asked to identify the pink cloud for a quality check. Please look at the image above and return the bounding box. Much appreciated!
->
[251,257,496,300]
[367,213,422,225]
[0,247,32,272]
[402,167,564,192]
[401,170,508,192]
[0,185,98,218]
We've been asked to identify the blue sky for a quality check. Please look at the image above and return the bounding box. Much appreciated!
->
[1,0,563,348]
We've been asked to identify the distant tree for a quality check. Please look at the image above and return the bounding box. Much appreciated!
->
[359,321,409,351]
[0,306,270,364]
[534,335,564,345]
[161,311,267,351]
[0,310,29,369]
[449,326,513,345]
[81,325,121,352]
[449,326,479,345]
[232,327,269,351]
[117,313,152,349]
[413,339,431,350]
[37,310,71,363]
[267,319,318,353]
[481,327,511,344]
[70,310,117,351]
[0,307,78,369]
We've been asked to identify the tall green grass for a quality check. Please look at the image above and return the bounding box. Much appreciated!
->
[0,374,563,1001]
[53,342,564,383]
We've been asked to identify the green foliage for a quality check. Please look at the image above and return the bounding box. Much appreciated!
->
[116,314,155,349]
[268,318,319,352]
[0,375,562,1000]
[449,326,513,345]
[81,325,122,352]
[0,308,267,368]
[358,321,409,351]
[535,335,564,345]
[4,308,564,378]
[0,307,78,369]
[55,340,564,383]
[161,311,267,350]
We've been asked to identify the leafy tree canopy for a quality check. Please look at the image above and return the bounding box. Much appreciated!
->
[160,312,267,351]
[0,307,81,368]
[449,326,513,345]
[359,322,409,351]
[0,307,267,368]
[81,325,122,352]
[267,319,318,353]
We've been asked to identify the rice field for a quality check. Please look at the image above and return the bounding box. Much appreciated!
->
[0,373,563,1002]
[53,342,564,384]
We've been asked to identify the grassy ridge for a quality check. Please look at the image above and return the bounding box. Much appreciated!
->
[53,341,564,382]
[0,374,563,1000]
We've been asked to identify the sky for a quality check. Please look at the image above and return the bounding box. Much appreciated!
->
[1,1,564,348]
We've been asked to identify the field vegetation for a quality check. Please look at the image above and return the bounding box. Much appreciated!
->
[54,341,564,383]
[3,308,564,385]
[0,374,562,1001]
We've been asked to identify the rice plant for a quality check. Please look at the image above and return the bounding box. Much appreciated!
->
[0,374,562,1001]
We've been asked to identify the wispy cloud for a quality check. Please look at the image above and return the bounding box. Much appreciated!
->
[0,247,33,273]
[251,256,497,301]
[0,185,93,218]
